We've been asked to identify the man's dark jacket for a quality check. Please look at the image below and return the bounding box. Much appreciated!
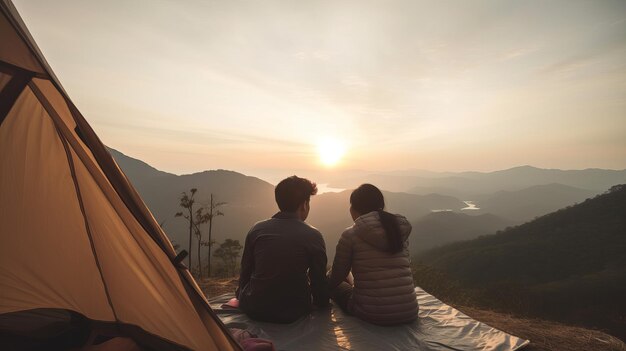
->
[237,212,329,323]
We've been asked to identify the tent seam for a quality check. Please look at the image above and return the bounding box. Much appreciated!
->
[40,86,120,324]
[27,84,160,263]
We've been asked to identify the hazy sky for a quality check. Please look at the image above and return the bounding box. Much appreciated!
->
[13,0,626,175]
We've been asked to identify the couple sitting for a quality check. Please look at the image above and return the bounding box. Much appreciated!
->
[236,176,418,325]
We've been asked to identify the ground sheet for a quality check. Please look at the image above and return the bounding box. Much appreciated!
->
[209,287,530,351]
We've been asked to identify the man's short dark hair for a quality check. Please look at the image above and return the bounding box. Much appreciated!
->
[275,176,318,212]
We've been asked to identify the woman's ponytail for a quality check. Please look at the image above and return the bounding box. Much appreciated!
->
[378,210,403,254]
[350,184,403,254]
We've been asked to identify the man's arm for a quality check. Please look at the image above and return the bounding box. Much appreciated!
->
[308,231,329,307]
[328,230,353,290]
[236,229,256,298]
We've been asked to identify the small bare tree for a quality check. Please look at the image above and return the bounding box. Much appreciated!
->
[175,188,204,273]
[205,193,226,277]
[192,207,211,277]
[199,238,215,276]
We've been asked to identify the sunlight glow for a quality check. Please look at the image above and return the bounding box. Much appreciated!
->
[317,138,346,167]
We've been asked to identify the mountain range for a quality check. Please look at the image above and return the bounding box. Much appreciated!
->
[326,166,626,199]
[110,148,469,259]
[414,184,626,341]
[110,148,624,262]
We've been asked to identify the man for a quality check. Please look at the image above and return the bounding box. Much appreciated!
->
[236,176,329,323]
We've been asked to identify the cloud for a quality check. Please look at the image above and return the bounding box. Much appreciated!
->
[537,56,594,76]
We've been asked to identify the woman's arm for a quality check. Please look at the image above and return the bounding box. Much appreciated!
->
[328,230,353,290]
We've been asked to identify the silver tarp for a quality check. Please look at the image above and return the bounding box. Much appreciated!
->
[209,287,530,350]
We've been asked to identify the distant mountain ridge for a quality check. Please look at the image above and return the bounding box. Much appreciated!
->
[109,148,175,179]
[328,165,626,198]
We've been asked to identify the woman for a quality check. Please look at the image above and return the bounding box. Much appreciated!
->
[328,184,418,325]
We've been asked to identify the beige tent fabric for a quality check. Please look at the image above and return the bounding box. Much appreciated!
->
[70,144,221,350]
[23,76,225,349]
[1,1,241,349]
[0,84,239,349]
[31,78,111,185]
[32,78,77,131]
[0,87,114,321]
[0,10,43,74]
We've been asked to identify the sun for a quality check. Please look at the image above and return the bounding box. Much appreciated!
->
[317,138,346,167]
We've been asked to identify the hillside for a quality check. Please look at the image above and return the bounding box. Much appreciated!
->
[410,212,513,255]
[110,149,277,262]
[475,183,596,223]
[415,185,626,341]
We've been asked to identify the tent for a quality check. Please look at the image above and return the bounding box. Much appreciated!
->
[0,1,241,350]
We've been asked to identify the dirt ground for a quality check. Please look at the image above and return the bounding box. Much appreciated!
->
[199,277,239,298]
[458,306,625,351]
